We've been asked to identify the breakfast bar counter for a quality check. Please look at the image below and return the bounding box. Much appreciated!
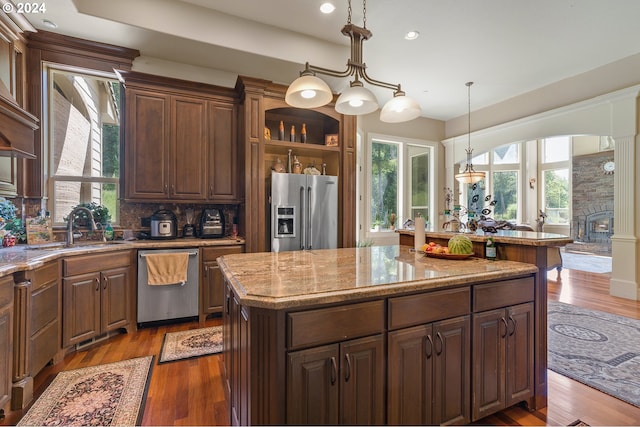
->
[218,245,542,425]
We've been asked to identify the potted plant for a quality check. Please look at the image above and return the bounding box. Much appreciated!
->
[0,197,26,245]
[63,202,111,227]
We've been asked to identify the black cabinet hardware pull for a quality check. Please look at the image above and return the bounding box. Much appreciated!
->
[425,335,433,358]
[508,315,516,336]
[330,357,337,384]
[435,332,443,355]
[344,353,352,382]
[501,317,508,338]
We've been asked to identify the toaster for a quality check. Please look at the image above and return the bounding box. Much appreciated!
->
[200,208,225,238]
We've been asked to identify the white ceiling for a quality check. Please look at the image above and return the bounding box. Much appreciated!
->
[22,0,640,121]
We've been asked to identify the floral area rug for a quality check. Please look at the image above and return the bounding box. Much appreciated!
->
[158,326,222,363]
[17,356,153,426]
[548,302,640,407]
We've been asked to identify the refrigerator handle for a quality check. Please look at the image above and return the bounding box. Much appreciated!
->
[300,186,306,250]
[307,186,312,249]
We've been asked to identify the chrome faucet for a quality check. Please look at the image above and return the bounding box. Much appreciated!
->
[66,206,98,246]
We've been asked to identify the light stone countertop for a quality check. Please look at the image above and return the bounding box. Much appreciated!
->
[397,229,573,246]
[0,237,245,278]
[218,245,538,310]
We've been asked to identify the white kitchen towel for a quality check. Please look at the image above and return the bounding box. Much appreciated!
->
[414,216,426,251]
[146,252,189,285]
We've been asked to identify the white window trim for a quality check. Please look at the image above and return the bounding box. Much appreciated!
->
[364,133,438,243]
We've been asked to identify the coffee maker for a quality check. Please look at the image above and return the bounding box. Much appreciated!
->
[199,208,225,238]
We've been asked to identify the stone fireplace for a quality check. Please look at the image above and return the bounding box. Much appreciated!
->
[569,151,614,255]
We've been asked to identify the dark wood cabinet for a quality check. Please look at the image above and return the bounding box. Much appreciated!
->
[200,245,244,324]
[120,71,239,203]
[236,77,357,252]
[62,252,132,347]
[0,275,13,414]
[11,261,61,410]
[388,316,470,425]
[124,90,207,201]
[472,279,535,421]
[208,101,238,200]
[287,335,384,425]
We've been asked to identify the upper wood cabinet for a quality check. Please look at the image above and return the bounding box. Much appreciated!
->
[119,71,239,203]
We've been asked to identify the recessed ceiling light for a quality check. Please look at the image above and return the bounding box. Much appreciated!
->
[42,19,57,29]
[320,2,335,14]
[405,30,420,40]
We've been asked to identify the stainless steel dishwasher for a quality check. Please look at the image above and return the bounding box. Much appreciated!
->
[137,248,199,325]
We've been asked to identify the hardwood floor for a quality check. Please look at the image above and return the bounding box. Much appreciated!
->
[3,267,640,426]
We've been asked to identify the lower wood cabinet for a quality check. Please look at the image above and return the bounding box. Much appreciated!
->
[200,245,244,324]
[388,316,470,425]
[286,334,385,425]
[62,252,132,347]
[472,302,534,420]
[0,275,13,414]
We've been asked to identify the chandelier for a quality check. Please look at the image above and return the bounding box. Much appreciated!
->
[455,82,485,184]
[285,0,421,123]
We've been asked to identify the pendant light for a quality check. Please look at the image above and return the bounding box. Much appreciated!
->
[455,82,485,184]
[285,0,421,122]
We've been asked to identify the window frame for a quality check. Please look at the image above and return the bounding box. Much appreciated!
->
[365,133,437,238]
[44,63,121,225]
[539,136,572,226]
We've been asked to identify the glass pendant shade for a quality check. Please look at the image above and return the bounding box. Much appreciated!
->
[455,167,485,184]
[285,74,333,108]
[380,93,421,123]
[335,85,379,115]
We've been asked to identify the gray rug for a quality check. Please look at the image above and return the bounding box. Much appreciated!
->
[548,302,640,407]
[560,251,612,274]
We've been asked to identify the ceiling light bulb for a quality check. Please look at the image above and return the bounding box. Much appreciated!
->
[349,99,364,107]
[301,89,316,99]
[380,93,421,123]
[405,30,420,40]
[335,85,378,115]
[320,3,335,14]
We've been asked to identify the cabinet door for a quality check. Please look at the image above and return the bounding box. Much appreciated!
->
[505,302,534,406]
[125,89,170,200]
[0,276,13,411]
[169,96,208,200]
[433,315,470,425]
[208,101,238,201]
[202,260,223,315]
[387,324,433,425]
[223,281,232,402]
[63,272,101,347]
[472,308,506,421]
[101,266,130,333]
[287,344,340,425]
[340,335,385,425]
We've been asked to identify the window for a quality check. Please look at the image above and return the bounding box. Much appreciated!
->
[47,67,120,225]
[540,137,570,225]
[368,135,434,232]
[458,142,520,223]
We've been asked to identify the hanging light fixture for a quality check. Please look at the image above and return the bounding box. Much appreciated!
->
[455,82,485,184]
[285,0,421,123]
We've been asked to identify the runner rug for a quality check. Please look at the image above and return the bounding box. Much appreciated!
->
[17,356,153,426]
[158,325,222,363]
[548,302,640,407]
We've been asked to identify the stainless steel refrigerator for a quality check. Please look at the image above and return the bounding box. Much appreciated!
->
[270,172,338,252]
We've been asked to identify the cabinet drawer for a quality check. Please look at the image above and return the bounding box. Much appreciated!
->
[287,300,384,350]
[388,287,470,330]
[31,319,59,375]
[26,261,58,292]
[63,251,131,276]
[473,277,534,312]
[201,245,244,262]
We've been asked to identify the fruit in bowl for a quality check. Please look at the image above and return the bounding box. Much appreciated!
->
[421,241,449,254]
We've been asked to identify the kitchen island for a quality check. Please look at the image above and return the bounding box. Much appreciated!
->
[218,245,540,425]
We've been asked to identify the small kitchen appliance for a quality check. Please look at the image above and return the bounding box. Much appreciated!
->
[150,209,177,239]
[183,208,196,238]
[200,208,225,238]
